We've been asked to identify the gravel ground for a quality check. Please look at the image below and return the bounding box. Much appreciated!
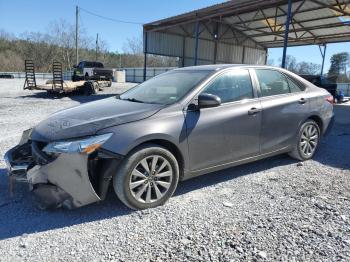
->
[0,79,349,261]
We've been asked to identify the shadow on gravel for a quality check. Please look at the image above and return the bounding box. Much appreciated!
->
[313,105,350,171]
[0,105,349,240]
[16,91,119,104]
[0,129,348,240]
[176,154,295,196]
[0,154,295,240]
[0,168,132,240]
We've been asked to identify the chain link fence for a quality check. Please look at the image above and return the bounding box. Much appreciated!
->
[1,68,176,83]
[337,83,350,96]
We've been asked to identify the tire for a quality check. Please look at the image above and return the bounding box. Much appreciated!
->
[83,82,95,95]
[288,119,320,161]
[92,82,99,93]
[113,144,179,210]
[72,74,78,82]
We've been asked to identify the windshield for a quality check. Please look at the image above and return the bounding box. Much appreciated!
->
[119,70,213,104]
[85,62,103,68]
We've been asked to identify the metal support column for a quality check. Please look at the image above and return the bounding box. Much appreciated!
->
[182,36,186,67]
[281,0,292,68]
[213,22,219,64]
[75,6,79,65]
[242,46,246,63]
[194,20,200,66]
[95,33,99,61]
[213,41,218,64]
[319,44,327,76]
[143,32,148,82]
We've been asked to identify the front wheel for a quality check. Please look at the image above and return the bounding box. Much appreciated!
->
[289,119,320,161]
[113,144,179,210]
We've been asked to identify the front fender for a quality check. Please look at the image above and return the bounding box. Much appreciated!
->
[98,111,190,173]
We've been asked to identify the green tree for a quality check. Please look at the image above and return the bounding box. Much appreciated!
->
[328,52,350,82]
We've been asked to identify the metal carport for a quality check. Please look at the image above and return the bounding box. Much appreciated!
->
[142,0,350,80]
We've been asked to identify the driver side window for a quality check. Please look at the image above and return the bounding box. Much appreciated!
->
[202,69,253,103]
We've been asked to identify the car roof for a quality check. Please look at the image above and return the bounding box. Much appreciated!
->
[174,64,282,71]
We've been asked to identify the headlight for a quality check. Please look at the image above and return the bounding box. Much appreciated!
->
[43,133,113,154]
[19,128,33,145]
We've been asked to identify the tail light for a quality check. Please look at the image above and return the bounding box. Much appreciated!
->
[326,95,334,104]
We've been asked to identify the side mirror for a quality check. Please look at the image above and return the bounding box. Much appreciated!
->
[198,93,221,109]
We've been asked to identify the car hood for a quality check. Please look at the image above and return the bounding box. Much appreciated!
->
[31,97,163,142]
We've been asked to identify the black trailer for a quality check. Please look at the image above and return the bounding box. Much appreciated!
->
[23,60,112,95]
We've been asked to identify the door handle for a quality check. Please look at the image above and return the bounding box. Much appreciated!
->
[299,98,306,104]
[248,107,261,115]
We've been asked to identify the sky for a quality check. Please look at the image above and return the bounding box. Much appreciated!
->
[0,0,349,72]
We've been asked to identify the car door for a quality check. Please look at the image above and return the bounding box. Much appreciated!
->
[253,69,309,154]
[185,68,262,172]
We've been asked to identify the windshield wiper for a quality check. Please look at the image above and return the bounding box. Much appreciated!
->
[120,97,145,103]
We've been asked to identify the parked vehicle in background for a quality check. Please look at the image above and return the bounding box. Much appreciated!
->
[5,65,334,210]
[72,61,113,83]
[299,75,337,98]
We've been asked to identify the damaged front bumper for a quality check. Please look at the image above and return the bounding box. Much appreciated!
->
[4,129,123,209]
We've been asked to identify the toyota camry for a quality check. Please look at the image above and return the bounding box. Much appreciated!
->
[4,65,334,210]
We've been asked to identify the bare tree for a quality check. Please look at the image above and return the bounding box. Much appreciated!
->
[266,58,275,66]
[279,55,298,72]
[122,36,143,55]
[297,62,321,75]
[49,20,77,70]
[0,21,178,72]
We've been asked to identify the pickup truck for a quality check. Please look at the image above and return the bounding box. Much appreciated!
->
[72,61,113,82]
[299,75,337,97]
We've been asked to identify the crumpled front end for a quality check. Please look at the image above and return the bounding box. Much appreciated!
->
[4,129,122,209]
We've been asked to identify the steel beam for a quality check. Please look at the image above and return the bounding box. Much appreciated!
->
[319,44,327,76]
[144,1,348,34]
[182,36,186,67]
[194,20,200,66]
[242,46,246,63]
[144,0,286,31]
[143,32,148,82]
[261,32,350,46]
[75,6,79,65]
[225,2,347,27]
[281,0,292,68]
[213,22,219,64]
[239,13,345,33]
[310,0,350,16]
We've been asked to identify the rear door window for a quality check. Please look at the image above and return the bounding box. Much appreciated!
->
[202,69,254,103]
[287,77,305,93]
[255,69,290,97]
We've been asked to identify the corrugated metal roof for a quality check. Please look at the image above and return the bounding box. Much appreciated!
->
[144,0,350,48]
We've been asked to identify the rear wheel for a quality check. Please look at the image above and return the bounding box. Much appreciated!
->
[83,82,98,95]
[72,74,79,82]
[113,144,179,210]
[289,119,320,161]
[92,82,99,93]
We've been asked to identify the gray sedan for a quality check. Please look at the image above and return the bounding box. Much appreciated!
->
[4,65,334,210]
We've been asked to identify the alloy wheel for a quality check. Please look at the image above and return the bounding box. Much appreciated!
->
[299,124,319,156]
[129,155,173,203]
